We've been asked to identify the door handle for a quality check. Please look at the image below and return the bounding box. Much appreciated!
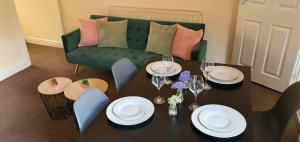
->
[241,0,248,5]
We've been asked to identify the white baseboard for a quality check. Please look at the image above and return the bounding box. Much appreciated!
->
[0,59,31,81]
[25,37,63,48]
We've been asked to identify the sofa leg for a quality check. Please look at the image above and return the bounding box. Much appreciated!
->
[74,64,79,76]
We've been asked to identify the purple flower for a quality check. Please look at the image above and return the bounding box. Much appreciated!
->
[179,70,190,82]
[171,81,185,89]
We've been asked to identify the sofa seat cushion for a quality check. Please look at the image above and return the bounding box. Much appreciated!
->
[67,46,160,68]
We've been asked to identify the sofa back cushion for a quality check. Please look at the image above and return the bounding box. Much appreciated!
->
[78,18,107,47]
[172,24,204,60]
[97,20,128,48]
[145,22,176,55]
[90,15,205,51]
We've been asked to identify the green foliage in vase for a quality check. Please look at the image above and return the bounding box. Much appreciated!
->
[168,95,181,106]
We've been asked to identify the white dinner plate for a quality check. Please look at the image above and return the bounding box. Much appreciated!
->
[191,104,247,138]
[112,98,146,121]
[209,69,238,81]
[198,108,238,133]
[106,96,154,126]
[204,66,244,85]
[146,61,182,77]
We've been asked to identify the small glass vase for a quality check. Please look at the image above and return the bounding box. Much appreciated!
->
[176,89,184,104]
[183,81,189,89]
[168,104,177,117]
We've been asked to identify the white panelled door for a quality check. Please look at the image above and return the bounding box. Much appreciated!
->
[232,0,300,92]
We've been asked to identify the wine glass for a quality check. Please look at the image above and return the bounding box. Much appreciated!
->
[162,54,174,84]
[152,75,166,104]
[188,75,204,110]
[200,58,214,90]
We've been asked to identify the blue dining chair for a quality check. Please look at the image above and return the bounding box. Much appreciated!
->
[111,58,138,94]
[73,88,110,134]
[253,82,300,142]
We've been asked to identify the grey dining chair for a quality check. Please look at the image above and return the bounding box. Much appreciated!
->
[111,58,138,94]
[253,82,300,142]
[73,88,110,134]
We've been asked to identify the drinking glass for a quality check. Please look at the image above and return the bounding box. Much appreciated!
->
[162,54,174,84]
[200,58,214,90]
[152,75,166,104]
[188,75,204,110]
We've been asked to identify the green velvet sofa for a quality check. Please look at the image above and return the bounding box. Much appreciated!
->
[61,15,207,71]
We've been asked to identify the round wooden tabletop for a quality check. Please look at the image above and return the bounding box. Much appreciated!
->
[64,78,108,101]
[38,77,72,95]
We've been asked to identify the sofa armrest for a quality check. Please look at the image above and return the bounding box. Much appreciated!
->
[61,29,80,54]
[191,40,207,61]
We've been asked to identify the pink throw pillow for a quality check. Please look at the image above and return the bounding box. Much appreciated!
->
[171,24,203,60]
[78,17,108,47]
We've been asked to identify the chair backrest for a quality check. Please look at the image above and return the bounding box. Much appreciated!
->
[271,82,300,138]
[111,58,138,94]
[73,88,110,134]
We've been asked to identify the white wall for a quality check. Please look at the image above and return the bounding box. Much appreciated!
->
[0,0,31,81]
[14,0,64,48]
[59,0,239,63]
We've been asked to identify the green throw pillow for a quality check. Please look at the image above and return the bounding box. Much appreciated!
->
[145,22,176,55]
[97,19,128,48]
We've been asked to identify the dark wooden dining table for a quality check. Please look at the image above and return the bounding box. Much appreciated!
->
[77,58,253,142]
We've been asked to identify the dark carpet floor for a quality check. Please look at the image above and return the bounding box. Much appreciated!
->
[0,43,297,142]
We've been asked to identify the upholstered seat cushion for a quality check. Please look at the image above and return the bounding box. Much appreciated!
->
[67,46,160,68]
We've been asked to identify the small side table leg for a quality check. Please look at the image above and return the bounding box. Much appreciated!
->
[39,93,71,120]
[74,64,79,76]
[39,93,53,119]
[67,99,80,131]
